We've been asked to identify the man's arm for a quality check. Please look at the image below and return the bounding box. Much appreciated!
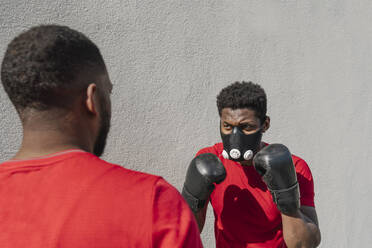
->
[152,178,203,248]
[181,153,226,233]
[282,206,321,248]
[253,144,321,248]
[193,199,209,233]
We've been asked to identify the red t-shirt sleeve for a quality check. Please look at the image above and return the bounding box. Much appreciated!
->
[195,147,215,157]
[294,158,315,207]
[151,178,203,248]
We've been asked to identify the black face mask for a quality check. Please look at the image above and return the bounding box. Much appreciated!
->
[221,126,263,162]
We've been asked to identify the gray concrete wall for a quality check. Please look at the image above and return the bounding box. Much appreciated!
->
[1,1,371,247]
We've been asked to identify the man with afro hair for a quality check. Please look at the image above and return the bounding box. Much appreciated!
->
[182,81,321,248]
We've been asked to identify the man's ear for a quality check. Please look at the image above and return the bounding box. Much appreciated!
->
[262,116,270,133]
[85,83,98,115]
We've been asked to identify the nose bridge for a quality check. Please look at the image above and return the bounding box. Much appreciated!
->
[232,126,242,134]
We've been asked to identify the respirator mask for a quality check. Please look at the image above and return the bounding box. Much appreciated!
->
[221,126,263,162]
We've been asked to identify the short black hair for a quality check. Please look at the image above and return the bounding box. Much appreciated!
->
[216,81,267,123]
[1,25,106,112]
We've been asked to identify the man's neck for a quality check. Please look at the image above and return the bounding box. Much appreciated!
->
[13,129,91,160]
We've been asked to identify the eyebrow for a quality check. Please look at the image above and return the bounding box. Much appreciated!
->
[223,120,256,125]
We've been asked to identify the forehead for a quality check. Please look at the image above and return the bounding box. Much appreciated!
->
[221,108,259,123]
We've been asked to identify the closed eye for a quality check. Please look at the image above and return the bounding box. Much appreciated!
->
[223,122,232,130]
[240,124,258,132]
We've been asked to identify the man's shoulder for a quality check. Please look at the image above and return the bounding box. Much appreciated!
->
[196,142,223,156]
[67,152,163,191]
[290,153,309,168]
[90,155,162,186]
[262,143,311,174]
[290,153,313,179]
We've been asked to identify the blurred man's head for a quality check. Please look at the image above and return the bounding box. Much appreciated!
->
[1,25,112,156]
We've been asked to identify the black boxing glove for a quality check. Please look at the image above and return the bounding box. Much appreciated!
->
[182,153,226,213]
[253,144,300,215]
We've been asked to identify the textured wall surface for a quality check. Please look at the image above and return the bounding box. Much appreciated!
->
[1,1,372,247]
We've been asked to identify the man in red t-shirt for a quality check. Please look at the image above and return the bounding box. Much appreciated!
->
[182,82,321,247]
[0,25,202,248]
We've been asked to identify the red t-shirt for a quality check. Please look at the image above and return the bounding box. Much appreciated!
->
[196,143,315,248]
[0,149,203,248]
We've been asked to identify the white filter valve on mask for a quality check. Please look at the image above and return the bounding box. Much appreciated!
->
[222,150,229,159]
[243,150,254,160]
[229,149,241,159]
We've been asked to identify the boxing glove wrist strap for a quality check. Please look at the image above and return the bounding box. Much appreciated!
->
[269,182,300,215]
[181,186,206,213]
